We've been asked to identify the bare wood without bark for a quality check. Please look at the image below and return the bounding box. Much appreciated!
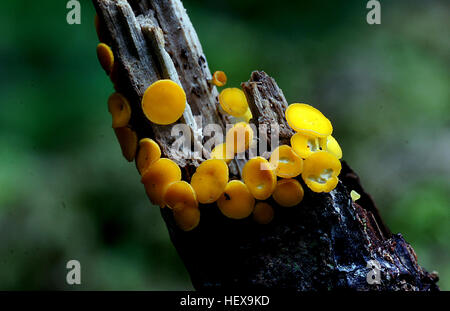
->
[92,0,440,290]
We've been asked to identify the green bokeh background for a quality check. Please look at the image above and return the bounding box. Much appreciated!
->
[0,0,448,290]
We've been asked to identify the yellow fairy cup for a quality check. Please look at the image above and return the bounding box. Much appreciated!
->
[350,190,361,202]
[107,93,131,128]
[242,157,277,200]
[173,202,200,232]
[225,122,254,154]
[290,133,321,159]
[141,79,186,125]
[113,127,138,162]
[96,43,114,75]
[210,143,234,164]
[219,88,249,117]
[163,181,198,210]
[217,180,255,219]
[272,179,304,207]
[141,158,181,207]
[190,159,229,204]
[211,71,227,87]
[253,202,274,225]
[269,145,303,178]
[136,138,161,175]
[302,151,342,193]
[285,103,333,138]
[319,135,343,159]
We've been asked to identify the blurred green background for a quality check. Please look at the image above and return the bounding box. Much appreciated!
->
[0,0,448,290]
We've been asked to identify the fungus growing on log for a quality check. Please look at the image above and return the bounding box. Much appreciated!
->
[290,133,320,159]
[285,103,333,137]
[217,180,255,219]
[113,126,137,162]
[272,179,304,207]
[252,202,274,225]
[173,203,200,232]
[242,157,277,200]
[141,79,186,125]
[107,93,131,128]
[137,138,161,175]
[269,145,303,178]
[320,135,343,159]
[163,181,198,210]
[302,151,341,193]
[190,159,229,204]
[210,143,234,164]
[211,71,227,87]
[219,88,249,117]
[96,43,114,75]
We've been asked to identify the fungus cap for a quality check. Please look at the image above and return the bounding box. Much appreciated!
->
[219,88,249,117]
[137,138,161,175]
[320,135,342,159]
[242,157,277,200]
[113,127,138,162]
[96,43,114,75]
[269,145,303,178]
[173,203,200,232]
[302,151,341,193]
[142,79,186,125]
[350,190,361,202]
[226,122,254,154]
[107,93,131,128]
[272,179,304,207]
[211,71,227,87]
[290,133,321,159]
[142,158,182,206]
[285,103,333,137]
[210,143,234,164]
[217,180,255,219]
[163,181,198,210]
[190,159,229,204]
[253,202,274,225]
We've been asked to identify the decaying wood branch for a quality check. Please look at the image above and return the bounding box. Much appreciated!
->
[93,0,440,290]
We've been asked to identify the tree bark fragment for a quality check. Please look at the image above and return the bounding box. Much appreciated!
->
[92,0,440,291]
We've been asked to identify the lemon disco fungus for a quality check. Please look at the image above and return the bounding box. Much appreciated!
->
[252,202,274,225]
[113,127,138,162]
[190,159,229,204]
[290,133,321,159]
[141,158,182,207]
[141,79,186,125]
[320,135,342,160]
[137,138,161,175]
[242,157,277,200]
[219,88,249,117]
[302,151,342,193]
[272,179,304,207]
[269,145,303,178]
[173,203,200,232]
[107,93,131,128]
[210,143,234,164]
[225,122,254,154]
[217,180,255,219]
[211,71,227,87]
[285,103,333,138]
[163,181,198,210]
[96,43,114,75]
[243,108,253,123]
[350,190,361,202]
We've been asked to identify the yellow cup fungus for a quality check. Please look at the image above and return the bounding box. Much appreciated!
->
[107,93,131,128]
[96,43,114,75]
[285,103,333,138]
[225,122,254,154]
[217,180,255,219]
[290,133,321,159]
[350,190,361,202]
[113,127,137,162]
[163,181,198,210]
[190,159,229,204]
[219,88,249,117]
[242,157,277,200]
[141,79,186,125]
[302,151,342,193]
[210,143,234,164]
[173,203,200,232]
[137,138,161,175]
[320,135,342,159]
[243,108,253,123]
[253,202,274,225]
[141,158,182,206]
[211,71,227,87]
[272,179,304,207]
[269,145,303,178]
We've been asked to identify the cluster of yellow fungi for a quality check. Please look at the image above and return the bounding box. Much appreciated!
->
[95,14,344,232]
